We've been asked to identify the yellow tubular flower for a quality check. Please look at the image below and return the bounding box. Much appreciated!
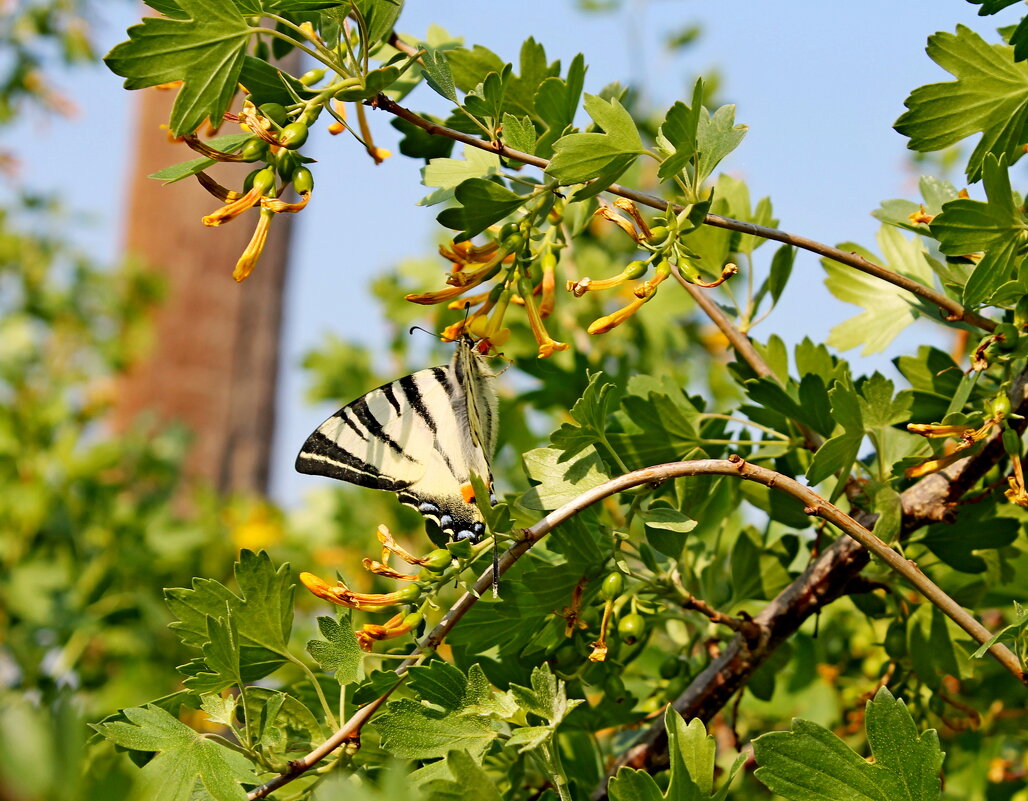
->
[361,558,418,581]
[587,293,650,335]
[907,423,976,438]
[595,204,641,240]
[202,184,263,227]
[406,261,501,305]
[539,252,557,317]
[904,448,971,479]
[519,277,568,357]
[195,170,242,203]
[232,208,274,282]
[588,599,615,662]
[689,262,738,289]
[299,572,412,610]
[261,192,310,214]
[355,611,421,651]
[613,198,653,239]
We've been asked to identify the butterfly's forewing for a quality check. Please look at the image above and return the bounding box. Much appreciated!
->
[296,336,497,541]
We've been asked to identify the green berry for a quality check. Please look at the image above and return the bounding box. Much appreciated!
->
[300,68,326,86]
[291,166,314,194]
[258,102,288,127]
[238,137,268,162]
[617,613,647,645]
[279,121,309,150]
[994,322,1019,352]
[395,584,422,603]
[599,572,624,602]
[421,549,452,572]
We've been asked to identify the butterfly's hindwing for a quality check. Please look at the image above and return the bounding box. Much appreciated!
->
[296,336,497,542]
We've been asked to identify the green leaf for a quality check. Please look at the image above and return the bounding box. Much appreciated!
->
[446,45,506,93]
[242,687,324,763]
[969,601,1028,658]
[753,687,943,801]
[421,44,458,103]
[656,79,703,180]
[183,609,243,692]
[509,664,582,727]
[895,25,1028,181]
[822,227,936,355]
[374,699,498,761]
[643,504,697,534]
[464,66,510,122]
[352,0,403,48]
[422,750,504,801]
[765,244,795,309]
[520,445,612,510]
[911,503,1019,573]
[907,605,965,685]
[93,706,257,801]
[694,104,747,188]
[238,54,308,107]
[550,370,618,459]
[546,94,643,199]
[148,133,251,183]
[609,708,744,801]
[165,549,293,663]
[306,612,364,685]
[501,112,536,155]
[420,145,502,206]
[104,0,251,136]
[534,54,586,157]
[436,177,527,239]
[873,176,961,234]
[806,432,862,487]
[930,155,1028,307]
[857,373,911,430]
[806,380,863,487]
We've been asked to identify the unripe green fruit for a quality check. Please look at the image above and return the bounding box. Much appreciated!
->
[623,260,649,280]
[498,222,520,241]
[250,166,277,195]
[658,656,681,680]
[421,549,452,572]
[239,137,269,162]
[994,322,1019,352]
[599,572,624,601]
[279,122,309,150]
[617,613,647,645]
[258,102,288,127]
[291,166,314,194]
[395,584,422,603]
[884,620,907,659]
[988,393,1012,420]
[300,68,326,86]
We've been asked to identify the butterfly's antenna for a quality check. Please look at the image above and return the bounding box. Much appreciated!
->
[408,324,437,338]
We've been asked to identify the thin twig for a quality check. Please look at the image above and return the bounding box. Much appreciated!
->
[369,95,996,334]
[248,457,1021,799]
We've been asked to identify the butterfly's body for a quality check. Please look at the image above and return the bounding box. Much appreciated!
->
[296,336,497,542]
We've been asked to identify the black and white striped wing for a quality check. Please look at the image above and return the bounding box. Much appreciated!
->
[295,351,496,542]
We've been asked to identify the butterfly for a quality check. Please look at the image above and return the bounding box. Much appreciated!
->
[295,334,498,543]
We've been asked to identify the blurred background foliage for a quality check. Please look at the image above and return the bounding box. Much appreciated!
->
[0,2,1026,800]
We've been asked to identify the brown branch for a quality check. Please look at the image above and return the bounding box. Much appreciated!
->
[249,458,1022,799]
[369,95,996,334]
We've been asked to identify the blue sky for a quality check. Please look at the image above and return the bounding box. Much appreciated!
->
[2,1,1021,504]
